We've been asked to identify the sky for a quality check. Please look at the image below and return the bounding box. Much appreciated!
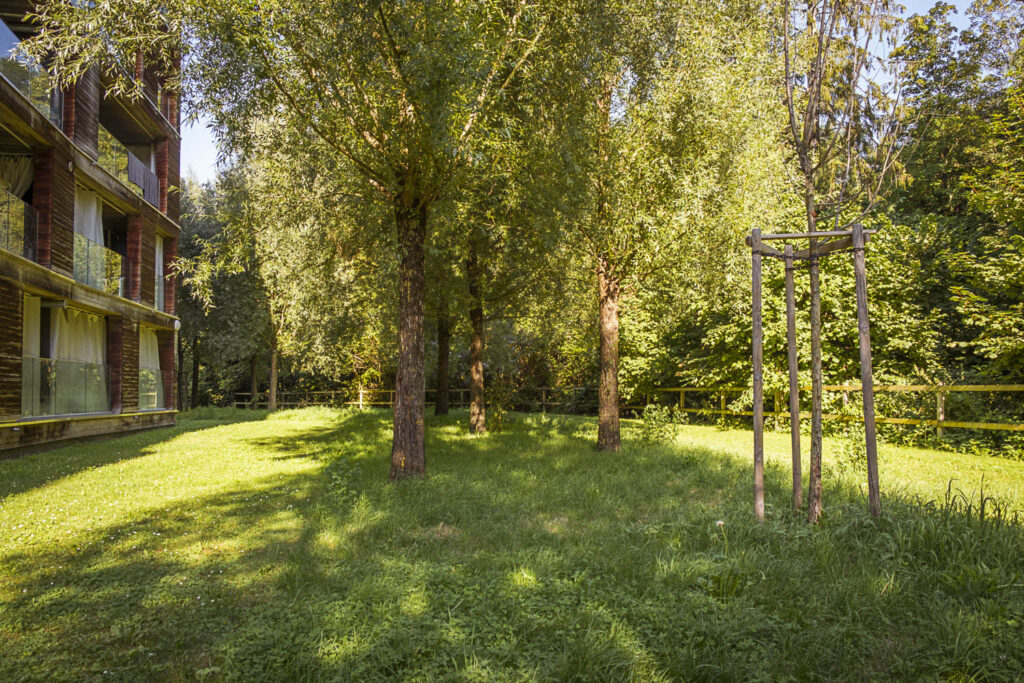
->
[178,0,975,185]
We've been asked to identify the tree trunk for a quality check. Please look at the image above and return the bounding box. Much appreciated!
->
[249,354,259,409]
[805,176,824,524]
[435,301,450,416]
[390,202,428,480]
[268,334,278,412]
[467,239,486,434]
[597,260,621,452]
[190,337,199,409]
[176,333,185,411]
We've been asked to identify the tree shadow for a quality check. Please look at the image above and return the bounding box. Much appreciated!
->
[2,408,1022,680]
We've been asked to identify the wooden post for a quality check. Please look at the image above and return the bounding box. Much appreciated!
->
[936,389,945,437]
[807,236,824,523]
[752,228,765,523]
[852,224,881,517]
[679,389,685,410]
[358,386,364,410]
[784,245,802,510]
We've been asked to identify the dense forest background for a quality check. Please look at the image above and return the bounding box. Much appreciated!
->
[172,1,1022,454]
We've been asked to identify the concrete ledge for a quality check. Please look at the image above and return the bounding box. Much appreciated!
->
[0,410,177,455]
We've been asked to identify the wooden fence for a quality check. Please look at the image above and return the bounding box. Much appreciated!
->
[232,384,1024,434]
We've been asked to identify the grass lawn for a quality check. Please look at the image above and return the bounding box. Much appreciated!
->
[2,407,1023,681]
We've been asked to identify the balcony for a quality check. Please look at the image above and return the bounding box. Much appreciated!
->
[0,184,37,261]
[98,125,160,207]
[21,357,110,417]
[0,20,62,128]
[73,232,126,296]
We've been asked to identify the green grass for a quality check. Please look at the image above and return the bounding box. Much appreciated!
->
[1,407,1023,681]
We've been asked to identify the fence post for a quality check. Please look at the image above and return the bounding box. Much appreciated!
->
[541,388,546,414]
[852,223,881,517]
[936,388,945,438]
[751,228,765,523]
[358,386,364,410]
[678,389,685,410]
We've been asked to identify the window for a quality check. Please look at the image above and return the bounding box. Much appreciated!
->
[139,326,164,410]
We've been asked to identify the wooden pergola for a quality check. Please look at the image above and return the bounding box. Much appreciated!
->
[747,224,880,522]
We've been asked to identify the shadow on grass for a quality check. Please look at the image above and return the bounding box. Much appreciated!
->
[2,409,1023,681]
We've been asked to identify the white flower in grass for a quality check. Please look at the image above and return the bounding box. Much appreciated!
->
[716,520,725,527]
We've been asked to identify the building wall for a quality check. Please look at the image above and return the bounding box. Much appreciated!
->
[0,279,23,421]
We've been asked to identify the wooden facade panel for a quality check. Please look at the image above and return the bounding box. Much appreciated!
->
[127,217,142,301]
[51,147,75,276]
[0,278,22,421]
[139,220,155,306]
[106,316,123,413]
[74,67,100,160]
[0,411,175,454]
[163,237,177,316]
[121,317,139,412]
[157,329,175,409]
[32,151,53,269]
[166,136,180,222]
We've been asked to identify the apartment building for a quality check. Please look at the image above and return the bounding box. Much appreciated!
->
[0,3,180,451]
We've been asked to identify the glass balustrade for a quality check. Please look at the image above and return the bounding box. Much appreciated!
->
[0,20,62,127]
[0,184,37,261]
[73,232,126,296]
[139,367,166,411]
[21,357,111,417]
[99,125,160,206]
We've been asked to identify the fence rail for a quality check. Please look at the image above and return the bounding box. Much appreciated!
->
[230,384,1023,434]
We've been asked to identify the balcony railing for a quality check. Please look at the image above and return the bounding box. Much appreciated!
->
[21,357,110,417]
[0,185,37,261]
[139,367,168,411]
[98,126,160,207]
[0,27,62,128]
[73,232,126,296]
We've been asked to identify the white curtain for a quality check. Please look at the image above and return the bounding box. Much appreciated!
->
[73,188,104,245]
[0,155,33,198]
[51,308,106,364]
[139,327,161,371]
[139,326,163,410]
[22,294,40,357]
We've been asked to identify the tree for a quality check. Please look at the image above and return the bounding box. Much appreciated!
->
[28,0,548,479]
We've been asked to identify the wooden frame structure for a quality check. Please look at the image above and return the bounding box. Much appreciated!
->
[748,224,880,522]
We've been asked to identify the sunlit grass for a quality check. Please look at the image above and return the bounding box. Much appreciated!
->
[1,407,1022,681]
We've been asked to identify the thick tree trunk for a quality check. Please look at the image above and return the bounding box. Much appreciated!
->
[597,261,621,452]
[268,335,278,412]
[190,337,199,409]
[467,239,486,434]
[249,354,259,409]
[390,202,428,480]
[435,302,450,415]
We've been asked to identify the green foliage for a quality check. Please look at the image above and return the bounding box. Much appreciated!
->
[637,403,680,446]
[2,409,1024,679]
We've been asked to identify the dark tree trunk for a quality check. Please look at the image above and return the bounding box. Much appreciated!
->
[176,332,185,411]
[249,354,259,409]
[597,260,621,452]
[190,337,199,409]
[268,333,278,412]
[389,202,428,480]
[467,239,486,434]
[435,302,450,415]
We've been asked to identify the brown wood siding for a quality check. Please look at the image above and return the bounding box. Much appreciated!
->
[155,137,168,215]
[163,237,177,316]
[127,217,142,301]
[74,67,100,160]
[166,136,180,222]
[50,147,75,276]
[0,279,23,420]
[106,316,123,413]
[32,151,53,269]
[0,410,175,453]
[61,86,76,139]
[139,220,155,306]
[121,318,139,412]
